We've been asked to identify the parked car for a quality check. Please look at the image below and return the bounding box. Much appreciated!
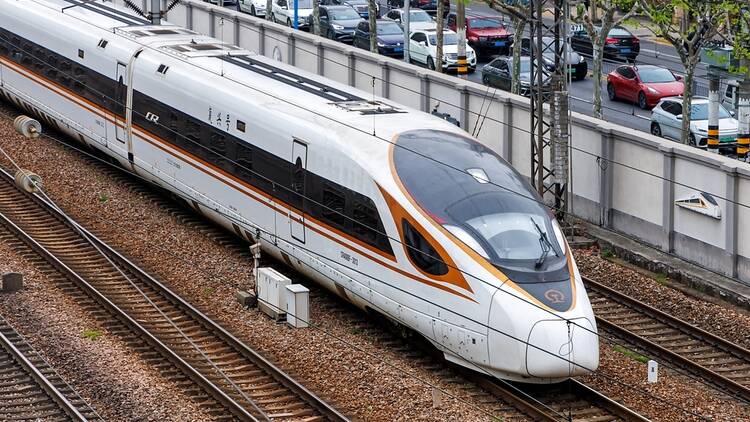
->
[570,25,640,62]
[650,97,738,149]
[519,36,587,81]
[409,29,476,72]
[237,0,265,16]
[446,13,512,57]
[384,8,436,31]
[606,65,684,109]
[206,0,238,6]
[321,0,379,18]
[271,0,313,29]
[481,55,551,97]
[723,79,739,114]
[386,0,450,16]
[314,5,363,43]
[353,20,405,57]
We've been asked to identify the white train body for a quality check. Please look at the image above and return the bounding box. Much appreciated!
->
[0,0,599,382]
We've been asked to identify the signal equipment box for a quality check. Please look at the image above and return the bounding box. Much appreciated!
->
[256,267,291,321]
[285,284,310,328]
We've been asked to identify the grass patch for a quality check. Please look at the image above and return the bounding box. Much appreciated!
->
[98,193,109,203]
[82,329,102,341]
[654,273,669,286]
[201,287,215,297]
[349,326,363,335]
[600,248,615,259]
[613,344,649,364]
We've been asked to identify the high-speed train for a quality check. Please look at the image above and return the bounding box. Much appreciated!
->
[0,0,598,382]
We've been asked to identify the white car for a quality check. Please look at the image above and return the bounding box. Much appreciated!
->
[238,0,266,17]
[384,8,436,31]
[271,0,312,28]
[650,97,738,149]
[409,29,477,72]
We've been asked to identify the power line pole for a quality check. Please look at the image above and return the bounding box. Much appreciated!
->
[456,0,467,78]
[404,0,411,64]
[529,0,570,219]
[150,0,161,24]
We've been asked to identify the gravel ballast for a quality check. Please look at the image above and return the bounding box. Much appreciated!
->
[1,106,749,421]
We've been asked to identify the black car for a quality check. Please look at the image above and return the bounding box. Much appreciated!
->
[386,0,450,16]
[320,0,379,18]
[353,20,405,57]
[315,5,363,43]
[520,36,588,81]
[481,56,550,97]
[570,25,640,62]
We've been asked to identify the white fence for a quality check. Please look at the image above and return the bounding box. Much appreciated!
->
[162,0,750,285]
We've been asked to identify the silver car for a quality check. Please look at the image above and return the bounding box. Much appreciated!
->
[650,97,738,149]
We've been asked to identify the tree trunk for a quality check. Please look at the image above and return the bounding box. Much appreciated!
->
[369,0,378,52]
[511,18,526,95]
[435,0,445,72]
[680,60,697,144]
[266,0,273,21]
[312,0,320,35]
[592,44,603,118]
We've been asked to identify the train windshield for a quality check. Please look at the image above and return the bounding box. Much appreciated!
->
[394,130,567,280]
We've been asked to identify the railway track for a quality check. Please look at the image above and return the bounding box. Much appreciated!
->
[586,276,750,403]
[0,166,348,422]
[1,125,650,421]
[0,313,101,421]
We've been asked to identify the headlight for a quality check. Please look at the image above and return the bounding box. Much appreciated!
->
[299,17,307,23]
[332,23,344,30]
[377,41,385,47]
[520,80,530,86]
[579,55,586,64]
[697,127,707,133]
[647,86,659,94]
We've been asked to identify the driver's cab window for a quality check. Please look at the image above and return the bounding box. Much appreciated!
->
[447,14,456,27]
[411,32,425,43]
[388,10,400,20]
[320,8,328,18]
[277,0,287,7]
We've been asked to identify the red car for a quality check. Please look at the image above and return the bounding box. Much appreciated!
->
[447,13,513,56]
[606,64,684,110]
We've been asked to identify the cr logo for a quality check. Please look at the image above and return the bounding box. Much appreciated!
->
[145,112,160,124]
[544,289,565,304]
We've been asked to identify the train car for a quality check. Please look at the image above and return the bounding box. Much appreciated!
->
[0,0,599,382]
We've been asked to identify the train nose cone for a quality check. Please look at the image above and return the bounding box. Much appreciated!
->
[526,317,599,378]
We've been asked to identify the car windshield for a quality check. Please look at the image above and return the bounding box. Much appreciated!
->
[409,10,433,22]
[469,18,503,29]
[378,22,402,35]
[690,103,731,120]
[609,27,631,37]
[638,67,676,83]
[331,8,361,19]
[519,58,530,72]
[393,130,566,273]
[429,33,458,45]
[346,0,366,4]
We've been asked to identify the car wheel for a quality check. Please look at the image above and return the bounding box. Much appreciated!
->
[688,133,697,147]
[427,56,435,70]
[638,91,648,110]
[482,75,490,86]
[270,13,275,22]
[287,18,293,27]
[607,83,616,101]
[250,5,256,15]
[650,122,662,137]
[328,29,335,39]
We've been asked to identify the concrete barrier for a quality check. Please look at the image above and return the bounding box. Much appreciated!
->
[159,0,750,285]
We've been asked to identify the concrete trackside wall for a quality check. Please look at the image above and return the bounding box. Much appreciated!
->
[159,0,750,285]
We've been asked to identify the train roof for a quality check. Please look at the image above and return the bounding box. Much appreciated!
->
[18,0,466,171]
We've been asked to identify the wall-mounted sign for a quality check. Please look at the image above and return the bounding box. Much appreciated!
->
[675,191,722,220]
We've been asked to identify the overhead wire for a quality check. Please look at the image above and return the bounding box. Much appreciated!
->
[0,120,712,420]
[1,4,747,410]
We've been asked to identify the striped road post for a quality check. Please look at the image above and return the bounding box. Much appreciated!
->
[738,78,750,162]
[707,75,720,154]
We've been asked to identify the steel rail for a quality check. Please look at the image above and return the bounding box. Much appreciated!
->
[0,166,348,421]
[0,317,90,421]
[585,276,750,403]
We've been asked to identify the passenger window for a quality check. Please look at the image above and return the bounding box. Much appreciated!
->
[322,185,347,229]
[235,143,254,181]
[352,200,378,242]
[402,219,448,276]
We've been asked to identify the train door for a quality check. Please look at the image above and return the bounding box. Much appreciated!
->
[290,139,308,243]
[114,62,127,145]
